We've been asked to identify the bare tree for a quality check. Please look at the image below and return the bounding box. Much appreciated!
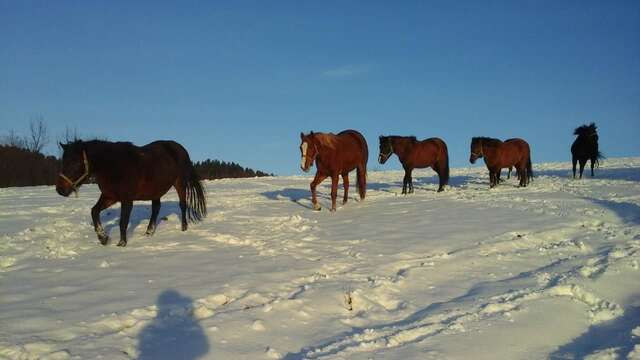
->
[1,129,26,148]
[62,125,79,143]
[27,116,49,153]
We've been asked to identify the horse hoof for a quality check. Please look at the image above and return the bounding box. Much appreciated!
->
[312,204,321,211]
[98,236,109,245]
[330,208,336,212]
[145,229,155,237]
[117,241,127,247]
[181,224,188,231]
[437,188,444,193]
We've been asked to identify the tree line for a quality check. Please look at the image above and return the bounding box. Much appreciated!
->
[0,120,272,188]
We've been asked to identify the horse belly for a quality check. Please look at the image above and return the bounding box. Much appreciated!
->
[134,178,174,200]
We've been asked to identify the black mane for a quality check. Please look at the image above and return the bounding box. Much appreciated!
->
[573,123,598,137]
[472,137,503,147]
[380,135,417,143]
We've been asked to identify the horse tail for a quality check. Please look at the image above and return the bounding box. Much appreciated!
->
[439,140,450,186]
[356,133,368,200]
[526,156,534,182]
[185,161,207,223]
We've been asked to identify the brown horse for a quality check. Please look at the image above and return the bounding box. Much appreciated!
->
[378,136,449,193]
[469,137,533,188]
[299,130,368,211]
[56,140,207,247]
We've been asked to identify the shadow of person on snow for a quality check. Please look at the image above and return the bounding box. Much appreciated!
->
[138,289,209,360]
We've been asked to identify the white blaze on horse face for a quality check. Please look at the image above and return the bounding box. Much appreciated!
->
[300,141,308,169]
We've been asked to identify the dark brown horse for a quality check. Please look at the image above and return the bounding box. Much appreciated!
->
[299,130,368,212]
[378,136,449,193]
[571,123,603,179]
[56,140,207,247]
[469,137,533,188]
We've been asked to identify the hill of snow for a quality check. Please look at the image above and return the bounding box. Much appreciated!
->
[1,158,639,359]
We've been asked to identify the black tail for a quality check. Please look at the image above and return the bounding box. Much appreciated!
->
[185,164,207,223]
[355,133,368,200]
[527,156,534,182]
[440,142,450,186]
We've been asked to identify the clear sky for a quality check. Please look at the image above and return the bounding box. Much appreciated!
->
[1,1,639,175]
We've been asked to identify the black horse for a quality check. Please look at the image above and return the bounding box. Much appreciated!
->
[56,140,207,246]
[571,123,603,178]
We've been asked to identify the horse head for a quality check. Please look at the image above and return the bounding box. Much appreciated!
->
[469,137,483,164]
[57,140,91,197]
[378,136,394,164]
[299,132,319,172]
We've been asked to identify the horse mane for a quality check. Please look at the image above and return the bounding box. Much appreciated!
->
[312,133,338,150]
[382,135,417,143]
[473,137,503,147]
[574,123,598,137]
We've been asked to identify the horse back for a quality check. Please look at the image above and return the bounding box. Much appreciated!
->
[408,137,447,167]
[501,138,530,165]
[319,130,368,173]
[96,140,190,200]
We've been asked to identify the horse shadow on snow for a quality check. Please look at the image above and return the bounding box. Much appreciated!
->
[550,299,640,359]
[367,174,474,192]
[101,201,183,238]
[535,167,640,182]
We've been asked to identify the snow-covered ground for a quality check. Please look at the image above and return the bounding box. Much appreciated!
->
[1,158,639,360]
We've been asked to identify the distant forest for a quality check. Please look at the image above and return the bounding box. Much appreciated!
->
[0,121,272,188]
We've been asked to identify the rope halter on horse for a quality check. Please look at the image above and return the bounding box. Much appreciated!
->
[59,151,90,193]
[471,141,484,159]
[378,143,394,163]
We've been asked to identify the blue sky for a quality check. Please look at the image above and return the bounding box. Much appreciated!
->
[1,1,639,175]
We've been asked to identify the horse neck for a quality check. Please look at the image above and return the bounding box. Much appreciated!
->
[312,135,336,161]
[481,141,501,166]
[391,138,413,160]
[84,141,111,175]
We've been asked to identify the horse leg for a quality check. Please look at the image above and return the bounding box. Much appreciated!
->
[92,195,116,245]
[508,167,512,179]
[174,181,189,231]
[579,159,587,179]
[519,164,527,187]
[489,169,497,188]
[117,200,133,247]
[434,166,445,192]
[330,174,339,212]
[401,170,408,195]
[342,172,349,205]
[356,164,366,200]
[590,158,596,177]
[145,199,161,236]
[572,157,578,179]
[310,172,327,211]
[407,169,414,194]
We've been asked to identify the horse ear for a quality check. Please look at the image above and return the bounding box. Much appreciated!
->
[59,142,66,150]
[300,132,304,140]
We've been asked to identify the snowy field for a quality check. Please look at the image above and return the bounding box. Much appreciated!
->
[1,158,639,360]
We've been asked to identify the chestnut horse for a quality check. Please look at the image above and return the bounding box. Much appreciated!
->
[469,137,533,188]
[299,130,368,211]
[56,140,207,247]
[378,136,449,193]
